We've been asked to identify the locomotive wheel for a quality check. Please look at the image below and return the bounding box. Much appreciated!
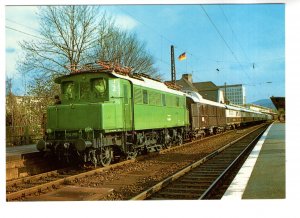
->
[98,146,113,167]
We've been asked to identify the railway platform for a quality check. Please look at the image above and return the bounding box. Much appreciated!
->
[222,121,285,199]
[6,144,39,161]
[6,144,53,181]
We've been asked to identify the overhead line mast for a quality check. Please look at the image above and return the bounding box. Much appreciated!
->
[171,45,176,84]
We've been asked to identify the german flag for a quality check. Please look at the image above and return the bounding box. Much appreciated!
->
[178,52,186,61]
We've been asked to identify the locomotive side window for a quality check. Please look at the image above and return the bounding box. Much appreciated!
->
[162,94,166,106]
[143,90,148,104]
[62,81,75,100]
[155,92,161,105]
[134,87,143,104]
[92,78,107,98]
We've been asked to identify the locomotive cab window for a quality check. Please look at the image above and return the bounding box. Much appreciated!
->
[62,81,75,100]
[92,78,107,98]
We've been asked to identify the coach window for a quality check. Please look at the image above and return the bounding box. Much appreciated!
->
[143,90,148,104]
[162,94,166,106]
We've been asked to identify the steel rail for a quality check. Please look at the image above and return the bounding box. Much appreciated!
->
[5,126,240,200]
[198,125,267,199]
[159,122,268,155]
[130,123,269,200]
[159,129,235,154]
[6,169,62,187]
[6,159,135,201]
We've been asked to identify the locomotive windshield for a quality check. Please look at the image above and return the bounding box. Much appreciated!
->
[62,81,75,100]
[92,78,107,97]
[61,77,108,103]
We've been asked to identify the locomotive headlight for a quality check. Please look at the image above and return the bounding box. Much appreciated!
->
[46,128,53,134]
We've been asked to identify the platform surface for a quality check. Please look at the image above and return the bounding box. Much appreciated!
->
[222,122,285,199]
[6,144,39,162]
[242,122,285,198]
[6,144,37,156]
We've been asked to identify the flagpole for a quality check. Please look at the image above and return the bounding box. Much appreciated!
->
[186,56,188,73]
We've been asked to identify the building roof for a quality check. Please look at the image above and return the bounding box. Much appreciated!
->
[176,77,198,91]
[218,84,243,88]
[270,97,285,110]
[193,81,219,91]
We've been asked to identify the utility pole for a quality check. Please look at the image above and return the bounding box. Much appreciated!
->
[224,82,228,104]
[171,45,176,84]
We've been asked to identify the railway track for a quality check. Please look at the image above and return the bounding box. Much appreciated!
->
[5,128,233,201]
[6,160,134,201]
[6,123,268,201]
[6,129,231,201]
[131,123,269,200]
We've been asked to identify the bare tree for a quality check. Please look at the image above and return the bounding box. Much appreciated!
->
[19,6,158,79]
[19,6,100,77]
[27,74,60,102]
[17,5,159,104]
[93,24,159,77]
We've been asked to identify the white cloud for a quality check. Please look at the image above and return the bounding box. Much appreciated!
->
[113,14,138,31]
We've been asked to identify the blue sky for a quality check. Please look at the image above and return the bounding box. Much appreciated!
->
[5,4,285,103]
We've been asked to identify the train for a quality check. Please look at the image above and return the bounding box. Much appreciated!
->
[36,61,272,166]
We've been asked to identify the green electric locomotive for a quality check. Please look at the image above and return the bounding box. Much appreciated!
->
[37,62,190,166]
